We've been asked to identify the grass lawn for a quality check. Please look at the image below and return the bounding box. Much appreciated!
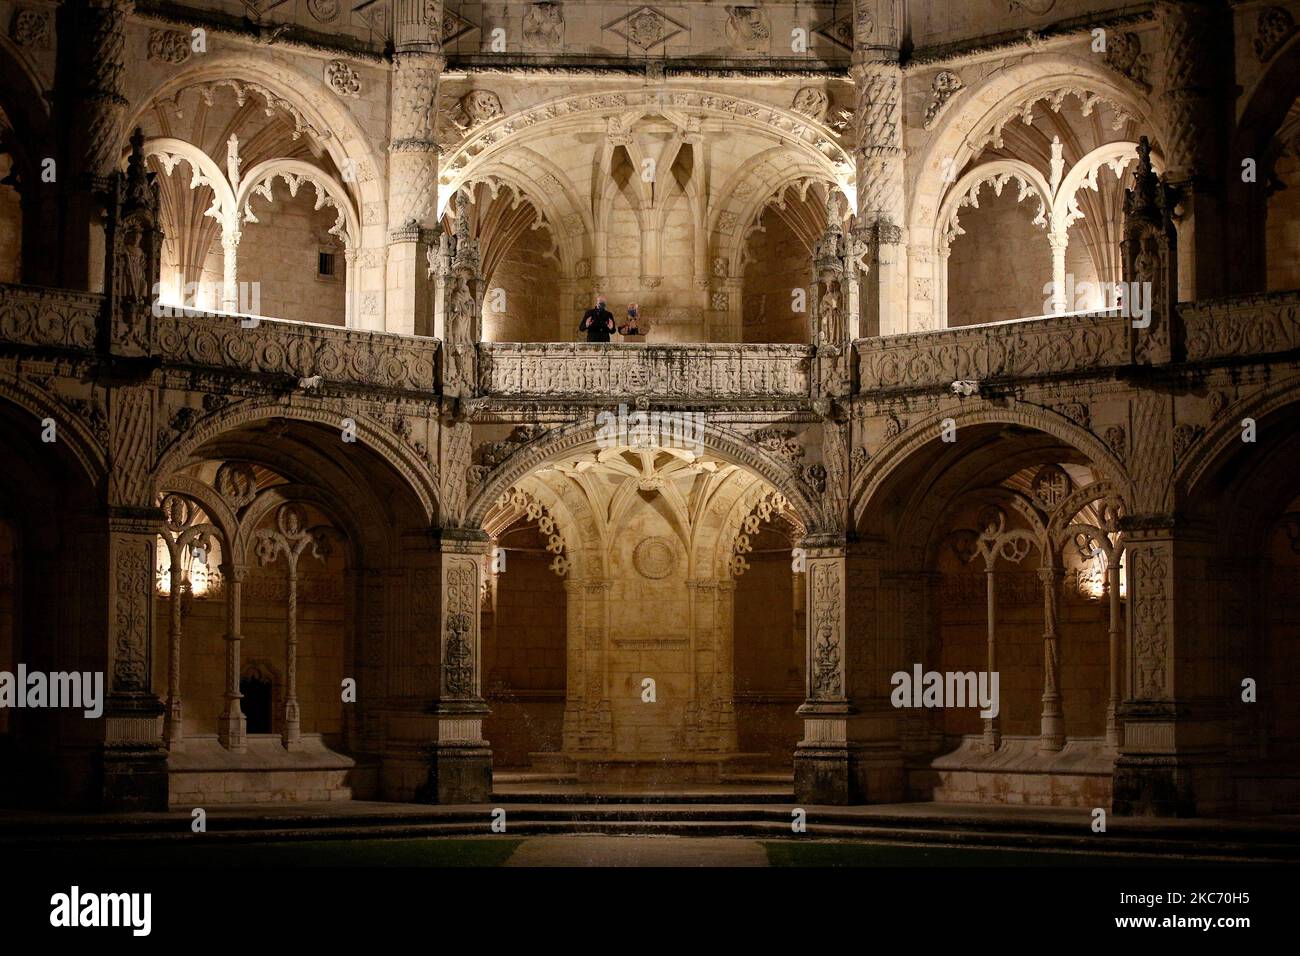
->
[9,837,524,868]
[761,840,1217,867]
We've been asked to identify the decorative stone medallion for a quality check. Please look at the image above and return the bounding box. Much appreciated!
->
[633,536,676,579]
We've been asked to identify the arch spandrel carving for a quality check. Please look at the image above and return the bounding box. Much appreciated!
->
[850,401,1131,538]
[463,417,824,536]
[149,398,440,528]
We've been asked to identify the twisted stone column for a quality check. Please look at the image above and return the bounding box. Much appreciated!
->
[386,4,445,334]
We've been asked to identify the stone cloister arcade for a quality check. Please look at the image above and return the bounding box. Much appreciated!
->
[1,0,1299,819]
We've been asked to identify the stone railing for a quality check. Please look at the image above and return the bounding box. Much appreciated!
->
[155,310,439,393]
[1181,290,1300,362]
[0,283,100,352]
[856,310,1131,392]
[479,342,814,400]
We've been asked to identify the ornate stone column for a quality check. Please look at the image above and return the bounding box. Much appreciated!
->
[220,230,241,314]
[386,0,445,334]
[1155,0,1229,300]
[850,0,907,336]
[217,562,248,752]
[1038,566,1065,752]
[61,0,132,290]
[157,495,214,752]
[1113,514,1228,816]
[427,528,493,803]
[101,504,168,809]
[794,536,861,803]
[1106,557,1124,748]
[253,504,331,752]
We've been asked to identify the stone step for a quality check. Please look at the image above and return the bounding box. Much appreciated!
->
[4,803,1298,861]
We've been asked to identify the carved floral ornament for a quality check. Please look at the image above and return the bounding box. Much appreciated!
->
[730,490,797,577]
[1255,6,1297,62]
[147,29,192,65]
[10,8,49,48]
[923,70,963,130]
[325,60,362,99]
[490,487,569,576]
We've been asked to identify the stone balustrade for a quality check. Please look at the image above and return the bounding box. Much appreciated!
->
[479,342,814,400]
[856,310,1132,392]
[0,283,100,351]
[1181,291,1300,362]
[155,310,440,393]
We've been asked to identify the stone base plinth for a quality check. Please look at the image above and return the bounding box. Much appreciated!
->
[166,734,355,806]
[423,743,493,804]
[101,747,170,811]
[910,736,1114,808]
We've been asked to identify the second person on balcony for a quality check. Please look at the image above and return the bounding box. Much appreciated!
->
[579,295,617,342]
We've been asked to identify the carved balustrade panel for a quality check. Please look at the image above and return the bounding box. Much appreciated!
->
[479,343,813,400]
[155,312,439,392]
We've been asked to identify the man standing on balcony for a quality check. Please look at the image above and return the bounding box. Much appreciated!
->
[579,295,617,342]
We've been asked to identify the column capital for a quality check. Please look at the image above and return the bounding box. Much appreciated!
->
[435,527,493,555]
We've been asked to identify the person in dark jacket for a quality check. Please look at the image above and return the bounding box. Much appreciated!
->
[579,295,617,342]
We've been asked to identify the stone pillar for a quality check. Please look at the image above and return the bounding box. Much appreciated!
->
[1113,516,1230,815]
[981,565,1002,753]
[61,0,132,290]
[217,563,247,751]
[1106,558,1124,749]
[427,528,493,803]
[794,537,861,804]
[1048,232,1069,314]
[386,1,445,335]
[850,0,907,337]
[100,506,168,809]
[220,230,240,314]
[1155,0,1229,300]
[714,579,738,752]
[1038,566,1065,752]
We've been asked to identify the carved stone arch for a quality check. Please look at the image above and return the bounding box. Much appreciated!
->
[0,33,55,282]
[910,55,1155,246]
[1046,479,1126,550]
[0,376,107,489]
[464,418,822,535]
[233,481,354,570]
[158,474,240,554]
[441,88,854,203]
[708,472,801,581]
[123,53,387,223]
[936,158,1053,252]
[455,156,581,274]
[150,398,439,527]
[1177,381,1300,508]
[851,401,1130,536]
[924,484,1049,570]
[1229,29,1300,293]
[486,475,589,580]
[236,157,361,248]
[140,136,239,225]
[1050,141,1157,234]
[715,151,837,271]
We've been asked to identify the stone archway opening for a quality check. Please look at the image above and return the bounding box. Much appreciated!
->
[481,439,807,788]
